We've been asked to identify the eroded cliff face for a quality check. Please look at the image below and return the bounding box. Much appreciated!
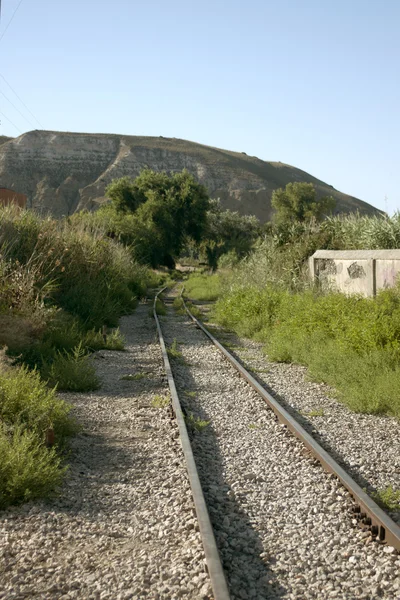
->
[0,130,378,221]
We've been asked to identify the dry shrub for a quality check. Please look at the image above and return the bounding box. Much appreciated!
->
[0,315,44,353]
[0,347,12,373]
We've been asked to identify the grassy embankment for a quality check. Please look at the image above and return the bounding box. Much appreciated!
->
[0,206,156,508]
[185,214,400,419]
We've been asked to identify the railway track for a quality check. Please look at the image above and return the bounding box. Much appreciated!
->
[154,288,400,600]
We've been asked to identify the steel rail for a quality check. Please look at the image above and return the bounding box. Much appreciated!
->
[153,290,231,600]
[182,294,400,552]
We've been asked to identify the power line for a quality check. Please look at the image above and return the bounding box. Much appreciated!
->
[0,0,24,44]
[0,88,36,128]
[0,73,43,128]
[0,2,44,133]
[0,109,23,133]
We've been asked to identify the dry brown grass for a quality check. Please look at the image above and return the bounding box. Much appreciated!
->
[0,314,44,353]
[0,347,12,373]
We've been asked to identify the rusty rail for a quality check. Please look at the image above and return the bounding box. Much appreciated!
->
[154,290,231,600]
[182,293,400,552]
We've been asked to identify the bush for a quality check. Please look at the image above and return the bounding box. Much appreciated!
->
[0,424,65,509]
[42,344,100,392]
[154,298,166,316]
[0,361,76,509]
[0,365,77,441]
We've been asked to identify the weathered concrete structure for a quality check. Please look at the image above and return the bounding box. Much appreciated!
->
[309,249,400,297]
[0,188,27,208]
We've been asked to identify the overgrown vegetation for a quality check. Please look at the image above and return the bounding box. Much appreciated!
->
[2,173,398,509]
[208,206,400,420]
[215,281,400,417]
[173,296,185,315]
[0,353,77,508]
[154,298,166,316]
[0,204,155,508]
[41,344,100,392]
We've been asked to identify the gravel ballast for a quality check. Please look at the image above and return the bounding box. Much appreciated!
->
[162,302,400,600]
[0,304,211,600]
[198,305,400,527]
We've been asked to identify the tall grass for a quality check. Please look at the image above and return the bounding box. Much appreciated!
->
[0,206,149,328]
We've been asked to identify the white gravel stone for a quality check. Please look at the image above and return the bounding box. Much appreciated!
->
[0,304,210,600]
[161,297,400,600]
[203,313,400,526]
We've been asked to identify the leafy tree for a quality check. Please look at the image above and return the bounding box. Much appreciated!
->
[271,182,335,224]
[200,199,261,270]
[103,170,210,267]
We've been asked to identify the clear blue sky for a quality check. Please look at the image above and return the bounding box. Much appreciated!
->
[1,0,399,213]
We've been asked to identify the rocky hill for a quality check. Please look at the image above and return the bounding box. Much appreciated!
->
[0,135,12,146]
[0,130,379,221]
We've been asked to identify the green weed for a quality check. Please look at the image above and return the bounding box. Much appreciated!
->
[121,373,147,381]
[302,407,325,418]
[152,395,170,408]
[371,486,400,511]
[214,283,400,418]
[173,296,185,315]
[185,412,210,432]
[185,301,202,319]
[154,298,166,316]
[167,339,188,364]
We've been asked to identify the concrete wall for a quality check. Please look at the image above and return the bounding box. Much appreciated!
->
[309,250,400,296]
[0,188,27,209]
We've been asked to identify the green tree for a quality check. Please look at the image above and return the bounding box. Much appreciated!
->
[271,182,335,224]
[103,170,210,267]
[200,199,261,270]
